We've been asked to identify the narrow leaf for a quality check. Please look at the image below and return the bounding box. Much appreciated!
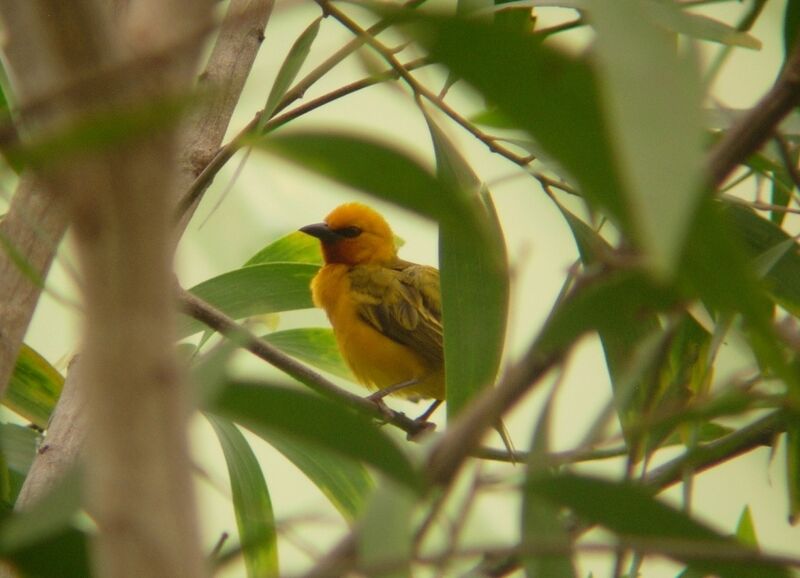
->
[265,434,373,521]
[357,481,416,578]
[245,230,322,266]
[207,415,278,578]
[590,0,706,276]
[528,474,791,578]
[423,108,509,417]
[180,263,318,338]
[723,203,800,317]
[258,132,468,227]
[262,328,353,381]
[641,1,761,49]
[5,344,63,429]
[0,467,89,578]
[522,391,576,578]
[404,12,628,227]
[263,17,323,120]
[211,381,422,492]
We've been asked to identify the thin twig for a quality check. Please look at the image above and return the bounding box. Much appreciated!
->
[175,57,431,221]
[708,36,800,188]
[178,289,433,437]
[318,0,536,168]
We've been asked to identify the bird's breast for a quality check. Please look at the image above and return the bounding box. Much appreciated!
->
[310,264,444,399]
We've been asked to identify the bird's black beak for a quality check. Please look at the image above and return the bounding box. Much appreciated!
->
[300,222,341,244]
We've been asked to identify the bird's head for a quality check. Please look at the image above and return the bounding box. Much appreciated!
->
[300,203,397,265]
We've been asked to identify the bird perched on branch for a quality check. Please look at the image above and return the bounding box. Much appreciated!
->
[300,202,444,421]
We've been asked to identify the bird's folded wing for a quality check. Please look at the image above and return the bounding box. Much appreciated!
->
[349,262,443,365]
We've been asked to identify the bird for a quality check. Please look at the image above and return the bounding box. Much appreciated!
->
[300,202,444,420]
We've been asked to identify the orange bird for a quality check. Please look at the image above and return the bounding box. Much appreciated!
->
[300,203,444,415]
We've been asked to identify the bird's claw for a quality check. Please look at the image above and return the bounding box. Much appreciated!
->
[366,393,395,421]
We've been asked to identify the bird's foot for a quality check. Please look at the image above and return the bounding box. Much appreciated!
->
[366,393,395,422]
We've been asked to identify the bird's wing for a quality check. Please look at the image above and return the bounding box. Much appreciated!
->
[349,261,443,366]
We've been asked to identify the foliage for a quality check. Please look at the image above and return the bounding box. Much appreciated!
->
[1,1,800,578]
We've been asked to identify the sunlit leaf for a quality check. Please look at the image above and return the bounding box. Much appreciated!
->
[180,263,318,338]
[207,415,278,578]
[245,231,322,266]
[211,381,422,492]
[5,344,63,429]
[263,16,323,120]
[528,474,791,578]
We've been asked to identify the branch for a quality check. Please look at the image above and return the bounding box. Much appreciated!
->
[708,39,800,188]
[13,356,87,508]
[175,57,431,221]
[318,0,535,168]
[174,0,274,232]
[0,175,68,401]
[10,0,275,525]
[178,289,433,437]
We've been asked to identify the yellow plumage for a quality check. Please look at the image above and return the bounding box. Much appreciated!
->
[301,203,444,401]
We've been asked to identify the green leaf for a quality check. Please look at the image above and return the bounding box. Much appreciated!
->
[469,108,515,129]
[257,131,467,226]
[0,467,89,578]
[735,506,759,549]
[0,424,38,477]
[422,108,509,417]
[769,163,792,227]
[211,381,422,492]
[180,263,318,338]
[262,328,353,381]
[245,231,322,266]
[207,415,278,578]
[535,269,677,364]
[265,434,373,521]
[484,0,761,49]
[590,0,706,277]
[263,16,323,121]
[357,481,416,578]
[5,344,64,429]
[558,205,660,450]
[723,203,800,317]
[527,474,791,578]
[522,391,576,578]
[404,12,628,228]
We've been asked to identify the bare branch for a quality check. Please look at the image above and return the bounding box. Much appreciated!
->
[708,39,800,188]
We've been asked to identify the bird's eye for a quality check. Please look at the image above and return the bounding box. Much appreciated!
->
[336,226,362,238]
